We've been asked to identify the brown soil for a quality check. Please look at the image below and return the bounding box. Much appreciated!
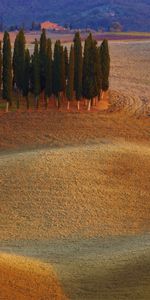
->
[0,100,149,153]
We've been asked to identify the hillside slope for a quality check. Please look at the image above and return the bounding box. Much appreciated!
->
[0,0,150,31]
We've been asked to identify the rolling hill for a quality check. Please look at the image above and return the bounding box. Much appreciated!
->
[0,0,150,31]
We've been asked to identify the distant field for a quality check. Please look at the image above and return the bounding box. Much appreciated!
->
[0,31,150,45]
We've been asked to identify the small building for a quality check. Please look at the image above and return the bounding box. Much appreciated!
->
[41,21,65,31]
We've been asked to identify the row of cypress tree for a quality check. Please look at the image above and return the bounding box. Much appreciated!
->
[0,29,110,111]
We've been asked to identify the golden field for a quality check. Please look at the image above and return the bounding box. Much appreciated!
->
[0,40,150,299]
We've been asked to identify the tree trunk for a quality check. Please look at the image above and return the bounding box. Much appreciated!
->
[5,101,9,113]
[58,93,60,109]
[84,99,88,106]
[42,90,45,106]
[77,101,80,111]
[87,99,91,111]
[34,97,36,109]
[63,91,66,102]
[35,96,39,109]
[55,96,58,108]
[92,98,96,106]
[44,92,48,109]
[9,99,12,107]
[26,96,29,110]
[17,98,20,110]
[67,101,70,110]
[60,91,64,102]
[17,90,20,110]
[101,91,104,100]
[45,97,48,109]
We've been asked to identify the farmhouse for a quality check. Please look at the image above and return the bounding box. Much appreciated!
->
[41,21,65,31]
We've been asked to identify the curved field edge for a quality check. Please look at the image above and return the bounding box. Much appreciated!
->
[0,234,150,300]
[0,253,67,300]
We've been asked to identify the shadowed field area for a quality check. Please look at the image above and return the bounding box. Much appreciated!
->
[1,236,150,300]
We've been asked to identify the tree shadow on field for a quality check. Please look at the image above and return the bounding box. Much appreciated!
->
[65,254,150,300]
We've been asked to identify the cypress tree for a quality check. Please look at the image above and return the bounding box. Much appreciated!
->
[97,46,102,102]
[2,31,12,111]
[93,43,102,105]
[0,41,2,95]
[82,38,88,107]
[30,54,34,95]
[66,45,74,110]
[60,45,66,100]
[82,33,100,110]
[53,40,62,108]
[13,29,26,109]
[74,32,82,109]
[33,39,40,109]
[100,39,110,98]
[45,38,52,108]
[23,49,30,109]
[64,46,69,80]
[39,29,47,94]
[17,29,26,91]
[13,34,19,89]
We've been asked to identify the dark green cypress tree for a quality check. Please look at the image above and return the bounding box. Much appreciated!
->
[30,54,34,95]
[39,29,47,93]
[82,34,93,109]
[53,40,62,108]
[2,31,12,110]
[93,42,102,105]
[0,41,2,95]
[97,45,102,101]
[17,29,26,91]
[45,38,52,108]
[13,34,19,89]
[66,45,74,110]
[23,49,30,109]
[100,39,110,97]
[82,38,88,106]
[33,39,40,109]
[64,46,69,80]
[82,33,100,110]
[74,32,82,108]
[13,29,26,109]
[60,45,66,100]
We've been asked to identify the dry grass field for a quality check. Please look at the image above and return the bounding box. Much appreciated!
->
[0,31,150,45]
[0,41,150,299]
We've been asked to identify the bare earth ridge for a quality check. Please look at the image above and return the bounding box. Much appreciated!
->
[0,253,67,300]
